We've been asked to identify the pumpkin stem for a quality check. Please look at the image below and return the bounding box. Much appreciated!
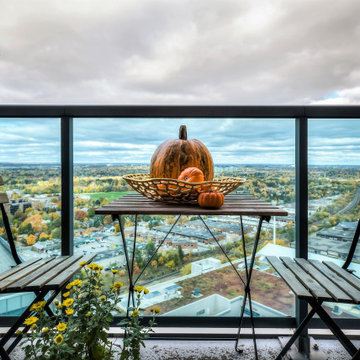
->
[179,125,187,140]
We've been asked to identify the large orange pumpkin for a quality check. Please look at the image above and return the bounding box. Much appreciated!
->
[149,125,214,181]
[198,192,224,209]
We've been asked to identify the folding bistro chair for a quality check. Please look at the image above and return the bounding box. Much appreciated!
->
[267,219,360,360]
[0,176,95,359]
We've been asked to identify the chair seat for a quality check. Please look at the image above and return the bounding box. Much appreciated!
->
[0,254,95,293]
[267,256,360,304]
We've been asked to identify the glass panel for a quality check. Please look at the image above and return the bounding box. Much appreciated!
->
[0,118,61,316]
[309,119,360,319]
[74,118,295,318]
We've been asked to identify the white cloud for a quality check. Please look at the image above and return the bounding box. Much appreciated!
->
[1,0,360,104]
[311,86,360,104]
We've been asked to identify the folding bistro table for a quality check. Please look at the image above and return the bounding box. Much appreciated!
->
[95,193,288,359]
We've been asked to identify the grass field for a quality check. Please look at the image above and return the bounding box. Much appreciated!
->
[83,191,132,201]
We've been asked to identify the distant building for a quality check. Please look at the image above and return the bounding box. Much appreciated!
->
[5,199,32,215]
[191,257,221,275]
[154,225,225,244]
[164,293,286,317]
[189,219,252,234]
[336,222,358,231]
[163,238,198,250]
[317,227,354,242]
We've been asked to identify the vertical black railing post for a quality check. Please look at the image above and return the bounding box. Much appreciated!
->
[295,116,309,354]
[61,116,74,256]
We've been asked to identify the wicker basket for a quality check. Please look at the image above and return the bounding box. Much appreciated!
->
[123,173,246,204]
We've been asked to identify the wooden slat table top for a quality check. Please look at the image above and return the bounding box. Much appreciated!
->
[0,255,95,293]
[267,257,360,304]
[309,259,360,303]
[266,256,312,299]
[95,194,288,216]
[44,254,96,290]
[9,256,69,291]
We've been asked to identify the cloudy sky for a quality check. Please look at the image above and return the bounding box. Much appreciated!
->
[0,0,359,164]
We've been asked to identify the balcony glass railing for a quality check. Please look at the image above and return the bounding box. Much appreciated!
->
[0,106,359,329]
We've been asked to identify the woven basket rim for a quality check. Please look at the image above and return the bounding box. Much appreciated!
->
[122,173,246,185]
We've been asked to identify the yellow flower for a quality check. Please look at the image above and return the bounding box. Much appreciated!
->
[144,288,149,294]
[111,269,118,274]
[62,298,74,307]
[15,329,22,335]
[99,266,104,271]
[42,327,49,333]
[131,309,139,317]
[79,260,86,266]
[63,291,70,298]
[54,300,59,306]
[30,301,47,312]
[57,323,67,332]
[86,311,91,317]
[31,324,37,330]
[100,295,106,302]
[113,282,123,289]
[71,288,76,293]
[133,286,144,293]
[154,306,161,314]
[66,283,73,290]
[65,308,74,316]
[149,307,154,312]
[24,316,39,326]
[72,279,82,286]
[57,304,63,309]
[88,263,100,271]
[54,334,63,345]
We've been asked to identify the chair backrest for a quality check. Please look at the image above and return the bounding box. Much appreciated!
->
[342,218,360,271]
[0,176,22,265]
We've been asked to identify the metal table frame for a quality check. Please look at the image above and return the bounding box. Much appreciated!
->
[96,194,287,359]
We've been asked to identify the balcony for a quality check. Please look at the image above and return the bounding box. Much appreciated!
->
[0,105,360,358]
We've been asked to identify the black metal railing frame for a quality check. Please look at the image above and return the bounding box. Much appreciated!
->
[1,105,360,329]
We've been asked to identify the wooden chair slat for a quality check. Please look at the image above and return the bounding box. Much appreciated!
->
[309,259,360,304]
[294,258,353,303]
[9,256,69,291]
[43,254,96,290]
[323,261,360,292]
[0,258,55,291]
[0,192,9,204]
[0,259,41,282]
[266,256,312,299]
[26,255,84,290]
[280,257,331,301]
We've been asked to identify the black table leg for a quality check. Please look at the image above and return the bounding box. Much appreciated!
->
[235,216,269,359]
[114,214,181,319]
[308,299,357,357]
[0,289,49,358]
[200,215,270,359]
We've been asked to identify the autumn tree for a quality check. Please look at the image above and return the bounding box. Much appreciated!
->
[27,234,36,246]
[39,232,49,241]
[75,210,88,221]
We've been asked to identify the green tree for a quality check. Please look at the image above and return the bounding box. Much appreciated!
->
[178,245,185,263]
[51,227,61,239]
[144,240,156,259]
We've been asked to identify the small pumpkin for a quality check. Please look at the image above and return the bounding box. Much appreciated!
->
[156,181,179,195]
[198,191,224,209]
[149,125,214,181]
[178,167,204,183]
